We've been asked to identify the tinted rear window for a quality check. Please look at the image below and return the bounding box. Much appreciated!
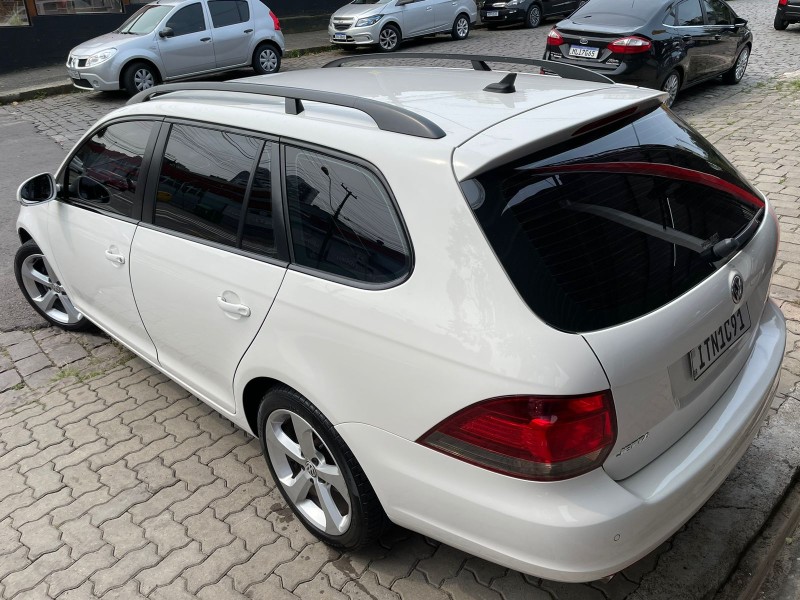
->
[464,108,760,333]
[570,0,665,23]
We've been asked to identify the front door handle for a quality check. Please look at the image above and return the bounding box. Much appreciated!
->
[427,5,432,9]
[201,37,211,42]
[217,296,251,317]
[104,249,125,265]
[682,34,692,42]
[714,34,721,40]
[244,28,253,33]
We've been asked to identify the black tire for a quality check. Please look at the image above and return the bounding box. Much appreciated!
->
[252,42,281,75]
[452,13,470,40]
[378,24,401,52]
[257,385,388,550]
[774,14,790,29]
[722,45,749,84]
[122,62,159,97]
[14,240,91,331]
[525,3,543,28]
[660,69,681,108]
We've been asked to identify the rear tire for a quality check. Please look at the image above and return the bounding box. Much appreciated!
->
[122,62,159,97]
[774,14,789,29]
[452,13,470,40]
[378,24,401,52]
[252,42,281,75]
[722,45,749,84]
[525,3,542,28]
[660,70,681,108]
[257,385,388,550]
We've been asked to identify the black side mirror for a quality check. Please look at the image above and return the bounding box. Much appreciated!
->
[76,176,111,204]
[159,27,174,38]
[734,17,747,27]
[18,173,56,205]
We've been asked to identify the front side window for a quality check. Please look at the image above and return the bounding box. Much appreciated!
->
[65,120,155,218]
[208,0,249,27]
[154,124,261,247]
[676,0,703,25]
[166,3,206,36]
[285,147,410,284]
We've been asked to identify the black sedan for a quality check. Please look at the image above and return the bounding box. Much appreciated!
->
[542,0,752,106]
[480,0,579,29]
[775,0,800,29]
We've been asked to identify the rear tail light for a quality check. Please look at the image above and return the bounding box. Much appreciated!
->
[269,9,281,30]
[418,392,616,481]
[779,0,788,6]
[607,36,652,54]
[547,28,565,46]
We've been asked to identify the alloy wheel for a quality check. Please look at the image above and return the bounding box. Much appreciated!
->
[133,68,155,91]
[264,409,352,535]
[662,72,680,107]
[259,48,279,73]
[528,5,541,27]
[19,254,83,325]
[379,28,398,51]
[456,17,469,38]
[735,48,749,81]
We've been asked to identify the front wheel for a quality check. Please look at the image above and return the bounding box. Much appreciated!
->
[257,385,388,549]
[378,24,401,52]
[774,14,790,30]
[122,62,159,97]
[14,240,90,331]
[661,70,681,108]
[722,46,749,84]
[525,3,542,28]
[253,43,281,75]
[452,14,470,40]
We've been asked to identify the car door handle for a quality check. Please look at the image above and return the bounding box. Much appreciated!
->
[714,34,721,40]
[244,28,253,33]
[216,296,251,317]
[104,249,125,265]
[682,34,692,42]
[427,6,432,9]
[201,37,211,42]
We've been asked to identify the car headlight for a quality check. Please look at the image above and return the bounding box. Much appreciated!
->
[85,48,117,67]
[506,0,519,5]
[355,15,383,27]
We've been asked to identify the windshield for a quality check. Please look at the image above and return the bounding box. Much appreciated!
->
[116,4,172,34]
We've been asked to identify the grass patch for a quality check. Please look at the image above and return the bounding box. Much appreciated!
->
[52,367,80,382]
[11,382,25,391]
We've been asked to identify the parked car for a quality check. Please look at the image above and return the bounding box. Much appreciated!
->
[543,0,751,106]
[328,0,477,52]
[14,54,784,582]
[774,0,800,29]
[480,0,578,29]
[66,0,284,96]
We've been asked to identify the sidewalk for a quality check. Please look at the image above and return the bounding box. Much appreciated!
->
[0,29,332,105]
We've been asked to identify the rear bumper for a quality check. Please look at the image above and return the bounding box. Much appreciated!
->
[777,5,800,21]
[337,300,785,582]
[543,48,660,88]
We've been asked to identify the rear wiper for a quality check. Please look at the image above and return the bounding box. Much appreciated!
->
[562,201,764,262]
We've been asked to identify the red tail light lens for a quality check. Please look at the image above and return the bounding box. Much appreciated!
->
[779,0,788,6]
[607,36,652,54]
[269,9,281,30]
[547,28,565,46]
[419,392,616,481]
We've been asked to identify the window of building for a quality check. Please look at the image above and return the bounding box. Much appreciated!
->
[34,0,121,16]
[0,0,29,25]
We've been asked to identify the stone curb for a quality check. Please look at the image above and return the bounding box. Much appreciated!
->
[0,83,76,106]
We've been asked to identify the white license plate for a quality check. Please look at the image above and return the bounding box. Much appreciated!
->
[486,10,499,16]
[334,33,347,40]
[568,46,599,59]
[68,69,79,79]
[688,305,751,380]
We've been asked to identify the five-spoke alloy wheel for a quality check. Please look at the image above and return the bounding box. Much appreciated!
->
[661,70,681,108]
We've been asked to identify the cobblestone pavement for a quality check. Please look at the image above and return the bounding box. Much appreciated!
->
[3,1,800,598]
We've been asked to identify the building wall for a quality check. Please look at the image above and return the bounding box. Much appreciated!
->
[0,0,343,74]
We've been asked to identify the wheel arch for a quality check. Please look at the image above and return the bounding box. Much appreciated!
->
[118,58,163,89]
[253,38,283,58]
[18,227,32,245]
[242,376,289,436]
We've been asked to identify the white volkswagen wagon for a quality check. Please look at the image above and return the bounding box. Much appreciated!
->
[13,55,785,582]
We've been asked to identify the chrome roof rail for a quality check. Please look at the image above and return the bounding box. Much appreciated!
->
[322,52,615,85]
[126,81,447,140]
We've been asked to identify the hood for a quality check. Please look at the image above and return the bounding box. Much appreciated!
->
[70,32,142,56]
[332,3,387,18]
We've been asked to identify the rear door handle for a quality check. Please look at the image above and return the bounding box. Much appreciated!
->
[216,296,251,317]
[427,6,432,9]
[244,28,253,33]
[201,37,211,42]
[682,34,692,42]
[714,34,721,40]
[104,249,125,265]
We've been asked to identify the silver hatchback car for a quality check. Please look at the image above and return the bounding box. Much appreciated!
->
[67,0,285,96]
[329,0,478,52]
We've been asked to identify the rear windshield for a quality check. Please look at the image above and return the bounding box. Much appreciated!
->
[569,0,661,23]
[463,107,762,333]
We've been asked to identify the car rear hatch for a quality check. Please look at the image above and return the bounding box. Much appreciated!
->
[454,99,779,481]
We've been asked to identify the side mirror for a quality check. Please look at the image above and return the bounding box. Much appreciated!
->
[734,17,747,27]
[396,0,414,6]
[76,176,111,204]
[159,27,174,38]
[17,173,56,205]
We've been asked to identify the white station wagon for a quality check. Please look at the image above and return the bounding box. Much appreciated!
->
[14,54,785,582]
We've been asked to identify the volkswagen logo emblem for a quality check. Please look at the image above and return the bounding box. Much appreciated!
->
[580,37,589,45]
[731,274,744,304]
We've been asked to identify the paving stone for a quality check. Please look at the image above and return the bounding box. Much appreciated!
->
[125,433,177,468]
[142,512,191,556]
[229,537,296,592]
[343,571,400,600]
[186,508,235,554]
[136,541,204,595]
[17,440,71,474]
[441,571,504,600]
[294,573,349,600]
[94,418,133,446]
[0,489,36,522]
[14,353,52,377]
[243,575,299,600]
[103,579,148,600]
[10,486,72,528]
[149,577,197,600]
[0,545,31,582]
[24,366,60,390]
[162,414,201,442]
[210,453,257,489]
[197,432,251,465]
[0,423,32,452]
[211,480,269,521]
[129,483,190,524]
[539,581,606,600]
[227,506,278,552]
[464,557,507,586]
[196,414,236,441]
[275,541,339,591]
[416,544,470,586]
[19,515,63,560]
[134,458,177,493]
[8,340,41,362]
[154,381,191,402]
[101,513,148,558]
[13,581,49,600]
[173,455,216,492]
[160,432,214,467]
[0,516,21,555]
[61,462,102,496]
[45,343,88,367]
[91,439,144,474]
[172,479,229,522]
[0,469,26,505]
[488,572,553,600]
[321,554,371,590]
[90,544,160,595]
[370,535,435,588]
[183,539,250,594]
[52,487,112,528]
[52,438,107,471]
[0,353,12,374]
[29,420,66,448]
[46,545,116,597]
[60,514,105,559]
[392,570,452,600]
[0,369,22,393]
[1,545,72,597]
[87,483,150,527]
[0,331,34,346]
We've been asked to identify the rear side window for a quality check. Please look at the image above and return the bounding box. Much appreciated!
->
[166,3,206,36]
[285,146,411,284]
[464,108,761,332]
[676,0,703,25]
[702,0,733,24]
[208,0,249,27]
